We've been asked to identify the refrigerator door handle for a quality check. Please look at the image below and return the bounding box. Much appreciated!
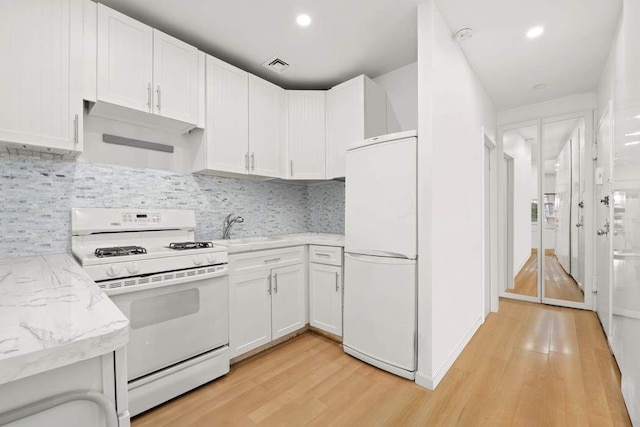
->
[345,249,415,260]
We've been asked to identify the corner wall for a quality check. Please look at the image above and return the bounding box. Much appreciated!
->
[416,0,497,389]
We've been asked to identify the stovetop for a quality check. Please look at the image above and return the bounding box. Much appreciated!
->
[95,246,148,258]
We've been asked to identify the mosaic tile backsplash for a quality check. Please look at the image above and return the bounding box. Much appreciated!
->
[0,153,345,258]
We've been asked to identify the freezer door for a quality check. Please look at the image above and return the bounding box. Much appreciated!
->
[343,253,416,372]
[345,136,417,259]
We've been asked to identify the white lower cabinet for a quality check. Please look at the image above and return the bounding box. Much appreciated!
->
[229,271,273,358]
[271,264,306,339]
[309,263,343,337]
[229,248,307,359]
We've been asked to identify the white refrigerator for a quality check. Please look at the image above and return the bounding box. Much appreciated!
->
[343,130,417,380]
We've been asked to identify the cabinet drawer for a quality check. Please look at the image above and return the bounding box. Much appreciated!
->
[309,245,342,266]
[230,246,305,274]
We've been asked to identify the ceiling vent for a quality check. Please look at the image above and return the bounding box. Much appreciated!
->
[262,56,291,73]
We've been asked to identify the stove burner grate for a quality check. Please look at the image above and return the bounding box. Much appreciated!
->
[169,242,214,250]
[94,246,147,258]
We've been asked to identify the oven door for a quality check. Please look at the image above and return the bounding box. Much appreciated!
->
[109,269,229,381]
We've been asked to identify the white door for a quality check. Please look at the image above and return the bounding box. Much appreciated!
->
[248,75,286,178]
[287,91,326,179]
[204,55,249,174]
[596,106,614,338]
[97,3,153,113]
[152,29,199,124]
[271,264,306,340]
[326,77,364,179]
[343,253,416,372]
[0,0,83,151]
[229,271,272,358]
[309,263,342,336]
[345,136,417,258]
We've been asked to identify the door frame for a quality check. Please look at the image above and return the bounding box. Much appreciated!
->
[481,127,498,317]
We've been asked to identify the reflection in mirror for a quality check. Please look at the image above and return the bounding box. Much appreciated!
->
[503,125,538,298]
[542,118,585,303]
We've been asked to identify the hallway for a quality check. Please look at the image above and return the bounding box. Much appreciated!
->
[507,249,585,302]
[132,299,630,426]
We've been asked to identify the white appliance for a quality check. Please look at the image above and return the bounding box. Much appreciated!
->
[343,130,417,380]
[71,208,230,416]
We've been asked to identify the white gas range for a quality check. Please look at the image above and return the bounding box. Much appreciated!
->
[72,208,230,417]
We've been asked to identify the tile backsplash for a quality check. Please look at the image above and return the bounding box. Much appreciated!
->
[0,153,345,258]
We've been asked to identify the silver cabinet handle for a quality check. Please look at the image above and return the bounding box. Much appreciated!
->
[245,152,249,172]
[316,253,330,258]
[335,272,339,292]
[264,258,281,263]
[251,153,255,171]
[267,274,272,295]
[156,85,161,113]
[147,82,152,111]
[73,114,79,144]
[290,160,294,177]
[274,273,278,293]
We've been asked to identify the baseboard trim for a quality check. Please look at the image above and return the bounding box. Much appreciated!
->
[415,315,484,390]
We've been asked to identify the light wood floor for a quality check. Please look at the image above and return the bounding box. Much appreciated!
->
[507,249,585,302]
[132,299,630,426]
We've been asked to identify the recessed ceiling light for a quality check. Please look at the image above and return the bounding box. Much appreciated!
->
[526,26,545,39]
[296,14,311,27]
[533,83,548,90]
[625,141,640,146]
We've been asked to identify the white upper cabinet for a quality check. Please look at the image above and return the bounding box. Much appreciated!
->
[248,75,287,178]
[97,3,153,113]
[195,55,249,175]
[287,91,326,180]
[152,29,200,124]
[326,75,387,179]
[93,3,202,132]
[0,0,84,154]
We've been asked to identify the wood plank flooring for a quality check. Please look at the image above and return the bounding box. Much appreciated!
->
[132,299,630,426]
[507,249,585,302]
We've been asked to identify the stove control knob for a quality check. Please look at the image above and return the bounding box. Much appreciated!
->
[207,254,217,265]
[193,255,203,266]
[127,262,141,275]
[106,265,121,278]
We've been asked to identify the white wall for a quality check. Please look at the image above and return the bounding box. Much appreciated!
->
[503,132,532,275]
[416,0,497,390]
[373,62,418,133]
[497,92,597,126]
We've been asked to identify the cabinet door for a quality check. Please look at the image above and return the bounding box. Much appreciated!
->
[248,75,286,178]
[287,91,326,179]
[229,271,272,358]
[153,29,199,124]
[309,263,342,336]
[0,0,83,152]
[326,76,364,179]
[204,56,249,174]
[97,3,153,113]
[271,264,306,340]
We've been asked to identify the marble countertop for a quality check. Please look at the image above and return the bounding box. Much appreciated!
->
[0,254,129,385]
[212,233,344,254]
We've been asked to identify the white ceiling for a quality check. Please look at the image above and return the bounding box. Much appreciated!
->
[435,0,622,110]
[97,0,419,90]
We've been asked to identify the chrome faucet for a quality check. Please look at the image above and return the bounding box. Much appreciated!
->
[222,213,244,239]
